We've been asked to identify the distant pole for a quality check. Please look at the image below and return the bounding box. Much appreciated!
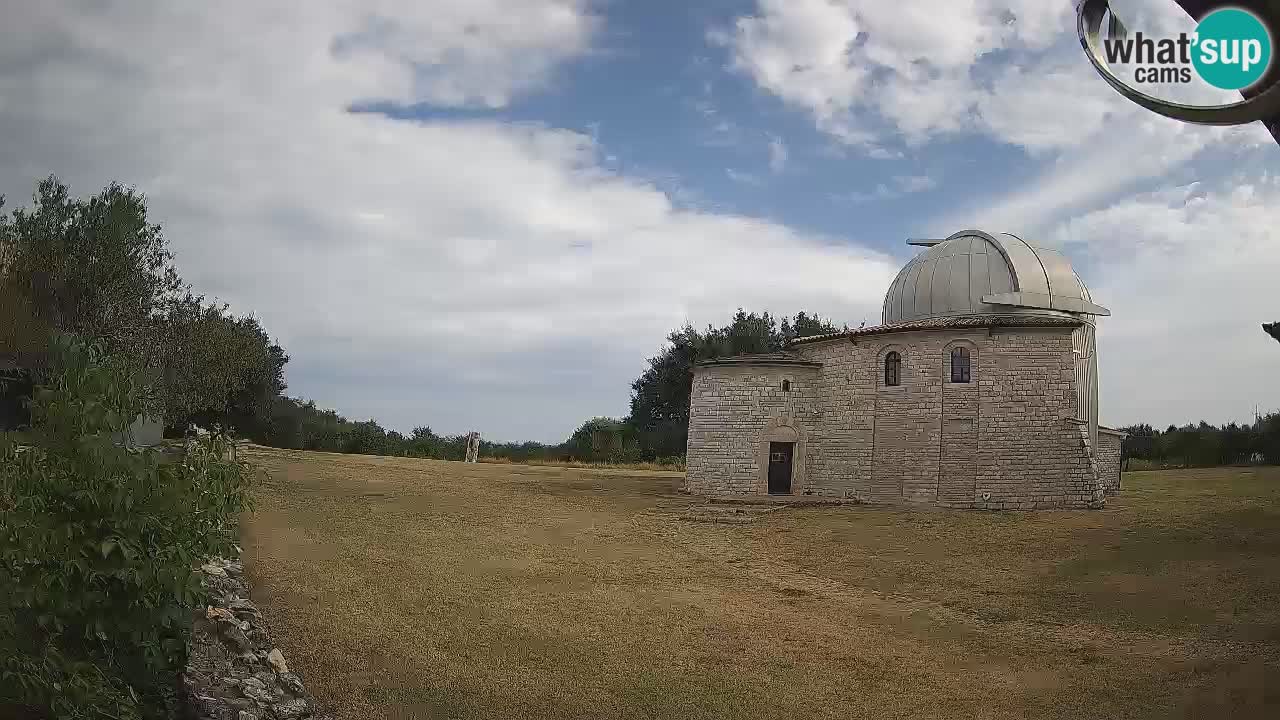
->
[465,431,480,463]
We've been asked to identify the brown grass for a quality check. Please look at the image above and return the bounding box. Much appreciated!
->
[479,456,687,472]
[240,449,1280,719]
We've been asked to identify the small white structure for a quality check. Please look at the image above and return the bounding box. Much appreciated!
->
[112,414,165,448]
[130,415,165,446]
[464,431,481,463]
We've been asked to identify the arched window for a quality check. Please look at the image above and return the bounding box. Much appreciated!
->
[950,346,971,383]
[884,351,901,387]
[781,379,791,392]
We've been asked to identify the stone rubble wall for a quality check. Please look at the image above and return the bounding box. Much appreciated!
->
[184,556,328,720]
[686,327,1106,509]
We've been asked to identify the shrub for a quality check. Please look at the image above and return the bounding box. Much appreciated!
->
[0,335,254,719]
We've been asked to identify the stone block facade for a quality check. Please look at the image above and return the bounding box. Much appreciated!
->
[686,326,1108,510]
[1096,428,1126,493]
[685,364,821,494]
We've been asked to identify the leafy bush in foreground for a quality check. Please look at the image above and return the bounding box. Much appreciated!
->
[0,336,254,719]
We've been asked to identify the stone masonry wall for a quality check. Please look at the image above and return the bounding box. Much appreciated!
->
[685,365,820,494]
[965,329,1102,509]
[797,331,989,504]
[686,326,1106,509]
[784,340,876,500]
[940,345,980,505]
[1096,429,1125,493]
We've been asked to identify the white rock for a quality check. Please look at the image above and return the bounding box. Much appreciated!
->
[206,606,236,622]
[200,563,227,577]
[267,648,289,674]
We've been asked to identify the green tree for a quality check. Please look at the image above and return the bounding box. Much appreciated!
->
[0,177,288,435]
[1119,423,1156,468]
[1219,422,1252,465]
[781,311,840,344]
[0,177,182,367]
[343,419,390,456]
[156,294,287,434]
[1257,413,1280,464]
[407,426,441,458]
[566,417,637,462]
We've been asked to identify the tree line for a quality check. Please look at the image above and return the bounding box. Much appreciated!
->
[1119,417,1280,469]
[237,309,843,463]
[3,175,1278,466]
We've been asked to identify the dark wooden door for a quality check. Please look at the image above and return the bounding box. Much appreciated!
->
[768,442,793,494]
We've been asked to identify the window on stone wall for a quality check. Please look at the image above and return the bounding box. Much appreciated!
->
[781,379,791,392]
[884,351,901,387]
[950,346,971,383]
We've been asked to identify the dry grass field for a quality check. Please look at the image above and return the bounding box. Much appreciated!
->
[240,448,1280,720]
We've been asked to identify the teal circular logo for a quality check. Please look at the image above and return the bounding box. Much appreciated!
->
[1192,8,1273,90]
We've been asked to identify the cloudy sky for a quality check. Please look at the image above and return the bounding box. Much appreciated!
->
[1,0,1276,442]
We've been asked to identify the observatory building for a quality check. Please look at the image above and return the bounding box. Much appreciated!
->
[684,230,1126,509]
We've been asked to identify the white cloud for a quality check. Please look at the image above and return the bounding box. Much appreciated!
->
[837,173,936,203]
[1042,178,1280,427]
[974,59,1118,154]
[840,184,896,204]
[892,175,937,193]
[710,0,868,143]
[717,0,1252,152]
[726,168,764,185]
[326,0,598,108]
[0,1,897,441]
[2,1,597,112]
[715,0,1077,146]
[716,0,1276,240]
[768,135,788,173]
[933,119,1271,233]
[867,147,904,160]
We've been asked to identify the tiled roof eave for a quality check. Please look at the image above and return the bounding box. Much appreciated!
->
[695,352,823,369]
[788,314,1083,346]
